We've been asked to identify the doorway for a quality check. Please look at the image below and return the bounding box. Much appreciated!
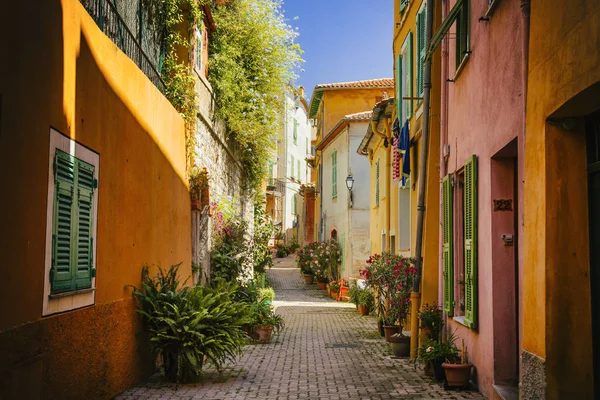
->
[586,110,600,397]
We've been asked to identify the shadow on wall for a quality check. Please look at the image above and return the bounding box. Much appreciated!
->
[0,1,190,398]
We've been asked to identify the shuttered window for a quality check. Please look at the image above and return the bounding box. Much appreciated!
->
[376,158,380,207]
[395,54,402,120]
[400,0,409,14]
[293,119,298,145]
[416,5,426,100]
[332,151,338,198]
[463,155,478,328]
[442,175,454,316]
[291,155,295,179]
[405,32,413,118]
[297,160,301,181]
[51,150,96,294]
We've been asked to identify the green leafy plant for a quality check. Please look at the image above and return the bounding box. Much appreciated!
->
[253,201,274,273]
[258,287,275,304]
[415,333,461,364]
[189,166,209,200]
[328,280,341,293]
[209,0,304,190]
[249,300,284,333]
[358,289,375,311]
[129,264,251,383]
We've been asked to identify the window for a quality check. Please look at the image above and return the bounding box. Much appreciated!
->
[416,3,427,101]
[399,184,411,251]
[390,235,396,255]
[44,129,99,316]
[195,26,203,73]
[291,155,295,179]
[395,53,403,120]
[292,195,297,214]
[376,158,380,207]
[297,159,301,181]
[402,33,413,121]
[332,150,338,198]
[400,0,409,14]
[293,119,298,145]
[455,1,470,68]
[442,155,478,328]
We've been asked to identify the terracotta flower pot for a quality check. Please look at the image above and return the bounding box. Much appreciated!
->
[317,281,327,290]
[383,325,402,342]
[303,274,314,285]
[254,325,274,344]
[442,363,473,387]
[357,304,370,315]
[330,290,339,300]
[389,335,410,357]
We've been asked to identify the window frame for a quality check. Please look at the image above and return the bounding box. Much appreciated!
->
[401,33,413,122]
[332,150,338,199]
[43,128,99,316]
[195,25,204,74]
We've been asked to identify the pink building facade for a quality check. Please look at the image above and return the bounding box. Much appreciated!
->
[436,0,528,397]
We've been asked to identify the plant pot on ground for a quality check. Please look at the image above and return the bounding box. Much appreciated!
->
[442,362,473,387]
[249,300,284,344]
[383,325,402,342]
[389,333,411,357]
[254,325,274,344]
[357,304,370,315]
[303,274,314,285]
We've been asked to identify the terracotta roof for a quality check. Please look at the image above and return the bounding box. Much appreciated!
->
[316,111,373,151]
[308,78,394,118]
[313,78,394,90]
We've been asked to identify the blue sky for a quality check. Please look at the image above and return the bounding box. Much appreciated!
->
[282,0,394,100]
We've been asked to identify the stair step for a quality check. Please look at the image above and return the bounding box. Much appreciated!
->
[493,384,519,400]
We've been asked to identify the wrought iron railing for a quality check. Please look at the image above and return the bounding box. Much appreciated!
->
[267,178,286,193]
[79,0,166,93]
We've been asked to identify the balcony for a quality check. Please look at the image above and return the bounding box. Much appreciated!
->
[266,178,285,196]
[79,0,166,93]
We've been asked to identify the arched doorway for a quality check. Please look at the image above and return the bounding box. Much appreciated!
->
[330,229,337,241]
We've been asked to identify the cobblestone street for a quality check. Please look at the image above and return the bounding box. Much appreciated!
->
[117,255,485,400]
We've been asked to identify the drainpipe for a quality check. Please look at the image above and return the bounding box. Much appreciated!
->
[410,0,435,358]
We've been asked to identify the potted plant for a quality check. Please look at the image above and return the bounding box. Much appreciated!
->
[189,167,208,210]
[354,288,374,315]
[296,246,314,284]
[328,280,341,299]
[415,333,461,382]
[418,302,444,342]
[389,332,411,357]
[442,338,473,388]
[249,300,285,344]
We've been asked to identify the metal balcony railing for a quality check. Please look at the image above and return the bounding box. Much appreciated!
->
[266,178,286,194]
[79,0,166,93]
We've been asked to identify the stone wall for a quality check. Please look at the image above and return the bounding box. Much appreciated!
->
[192,73,254,281]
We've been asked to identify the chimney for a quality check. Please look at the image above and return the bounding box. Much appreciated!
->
[298,86,305,100]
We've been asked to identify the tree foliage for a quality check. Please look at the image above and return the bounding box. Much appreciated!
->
[209,0,304,190]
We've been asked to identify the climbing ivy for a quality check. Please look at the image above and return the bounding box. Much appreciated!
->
[209,0,304,191]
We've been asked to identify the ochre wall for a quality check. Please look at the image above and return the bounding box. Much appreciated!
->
[321,88,391,135]
[0,0,191,397]
[524,1,600,397]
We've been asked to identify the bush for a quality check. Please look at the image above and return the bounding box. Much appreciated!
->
[210,200,250,282]
[295,240,341,280]
[418,302,444,341]
[130,264,251,383]
[253,202,274,273]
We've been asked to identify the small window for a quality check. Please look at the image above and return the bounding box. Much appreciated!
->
[455,2,470,68]
[44,129,99,316]
[195,26,204,73]
[297,160,301,181]
[291,155,295,179]
[292,195,297,214]
[293,119,298,145]
[332,150,338,198]
[390,235,396,254]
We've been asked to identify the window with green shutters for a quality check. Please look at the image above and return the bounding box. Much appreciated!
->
[376,158,380,207]
[332,151,337,198]
[395,54,403,121]
[291,155,295,179]
[293,119,298,145]
[404,32,413,118]
[442,174,454,316]
[297,160,301,181]
[416,5,426,100]
[292,195,297,215]
[51,149,96,294]
[400,0,409,14]
[456,0,470,68]
[463,155,478,328]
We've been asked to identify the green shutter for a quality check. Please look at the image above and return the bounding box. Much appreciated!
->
[400,0,409,14]
[395,54,403,120]
[74,159,95,290]
[406,32,413,118]
[417,8,426,99]
[332,151,337,198]
[442,174,454,316]
[297,160,301,181]
[51,150,76,294]
[293,119,298,145]
[291,155,295,179]
[376,159,380,207]
[464,155,478,328]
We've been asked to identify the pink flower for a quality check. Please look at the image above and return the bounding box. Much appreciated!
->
[426,346,433,353]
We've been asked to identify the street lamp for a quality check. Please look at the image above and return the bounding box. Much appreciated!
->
[345,174,355,208]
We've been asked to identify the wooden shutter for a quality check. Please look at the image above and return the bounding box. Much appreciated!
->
[417,8,426,98]
[406,32,413,117]
[332,151,337,198]
[51,150,76,294]
[376,159,380,207]
[400,0,409,14]
[464,155,478,328]
[442,174,454,316]
[395,54,403,120]
[74,159,95,290]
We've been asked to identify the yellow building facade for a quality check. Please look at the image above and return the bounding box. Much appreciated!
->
[523,1,600,397]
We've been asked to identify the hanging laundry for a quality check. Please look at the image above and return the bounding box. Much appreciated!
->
[399,119,410,187]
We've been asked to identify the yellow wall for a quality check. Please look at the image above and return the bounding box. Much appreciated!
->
[524,1,600,397]
[0,0,191,397]
[389,0,441,308]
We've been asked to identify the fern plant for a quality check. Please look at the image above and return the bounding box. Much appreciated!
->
[130,264,251,383]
